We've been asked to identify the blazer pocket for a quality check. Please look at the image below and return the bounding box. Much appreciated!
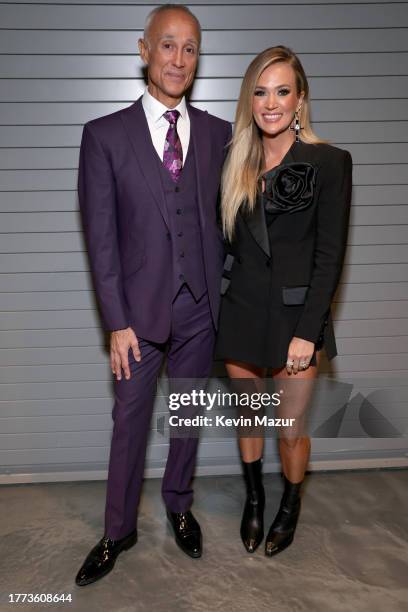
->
[282,285,309,305]
[220,253,235,295]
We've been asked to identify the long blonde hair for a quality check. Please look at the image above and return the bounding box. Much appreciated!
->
[221,45,326,240]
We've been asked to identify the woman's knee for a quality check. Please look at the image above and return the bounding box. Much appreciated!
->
[280,436,310,451]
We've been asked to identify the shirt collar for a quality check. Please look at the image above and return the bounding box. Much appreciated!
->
[142,87,188,125]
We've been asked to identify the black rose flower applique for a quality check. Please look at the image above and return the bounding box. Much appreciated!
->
[262,163,317,214]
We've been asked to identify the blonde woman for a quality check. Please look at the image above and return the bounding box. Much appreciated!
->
[215,46,352,556]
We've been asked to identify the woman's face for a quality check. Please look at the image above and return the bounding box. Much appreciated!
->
[252,62,304,139]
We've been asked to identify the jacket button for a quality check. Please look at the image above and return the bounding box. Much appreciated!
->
[166,232,171,240]
[175,186,180,193]
[265,261,271,267]
[176,208,182,215]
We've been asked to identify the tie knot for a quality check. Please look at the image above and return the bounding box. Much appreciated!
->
[164,110,180,126]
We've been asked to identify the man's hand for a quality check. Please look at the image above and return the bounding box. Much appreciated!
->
[286,336,315,375]
[110,327,141,381]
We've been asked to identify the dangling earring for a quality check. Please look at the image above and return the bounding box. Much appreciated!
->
[294,111,300,142]
[295,108,302,142]
[290,107,302,142]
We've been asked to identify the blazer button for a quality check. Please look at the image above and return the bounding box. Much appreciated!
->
[265,260,271,267]
[176,208,182,215]
[166,232,171,240]
[175,186,180,193]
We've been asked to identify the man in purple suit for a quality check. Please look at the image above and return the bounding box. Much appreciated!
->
[75,4,231,586]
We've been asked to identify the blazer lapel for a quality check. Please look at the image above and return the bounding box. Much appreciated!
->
[120,98,169,228]
[243,198,271,258]
[188,104,211,231]
[242,141,300,258]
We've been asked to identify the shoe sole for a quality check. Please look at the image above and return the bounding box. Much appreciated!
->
[75,533,137,587]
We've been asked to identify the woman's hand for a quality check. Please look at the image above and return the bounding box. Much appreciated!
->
[286,337,315,374]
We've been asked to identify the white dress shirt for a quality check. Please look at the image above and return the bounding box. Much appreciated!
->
[141,88,190,163]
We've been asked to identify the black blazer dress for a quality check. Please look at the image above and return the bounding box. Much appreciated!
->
[215,140,353,369]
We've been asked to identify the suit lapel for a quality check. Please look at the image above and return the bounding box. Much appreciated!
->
[188,104,211,231]
[120,97,169,228]
[242,141,300,258]
[243,198,271,257]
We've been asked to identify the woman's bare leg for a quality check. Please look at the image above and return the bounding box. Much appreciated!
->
[225,359,267,552]
[265,351,322,556]
[225,360,267,462]
[271,350,321,482]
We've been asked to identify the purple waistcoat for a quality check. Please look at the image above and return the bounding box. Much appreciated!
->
[157,142,207,301]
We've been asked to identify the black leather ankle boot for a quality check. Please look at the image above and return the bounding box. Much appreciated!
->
[265,474,303,557]
[240,458,265,553]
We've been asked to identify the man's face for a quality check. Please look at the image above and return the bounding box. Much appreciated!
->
[139,9,200,107]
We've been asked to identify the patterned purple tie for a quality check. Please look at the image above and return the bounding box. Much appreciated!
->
[163,110,183,182]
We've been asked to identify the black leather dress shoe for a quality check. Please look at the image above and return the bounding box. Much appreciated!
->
[166,510,202,558]
[75,529,137,586]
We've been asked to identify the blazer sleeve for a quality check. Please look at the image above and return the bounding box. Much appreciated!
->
[78,123,130,332]
[294,148,353,343]
[223,121,233,160]
[216,121,233,238]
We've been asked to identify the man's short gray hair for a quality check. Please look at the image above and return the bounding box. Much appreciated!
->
[143,4,202,46]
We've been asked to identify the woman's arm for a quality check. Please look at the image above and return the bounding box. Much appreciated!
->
[293,147,353,344]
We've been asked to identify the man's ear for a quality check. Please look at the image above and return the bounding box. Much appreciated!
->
[138,38,149,64]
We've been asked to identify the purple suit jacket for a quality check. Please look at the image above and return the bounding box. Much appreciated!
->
[78,97,232,341]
